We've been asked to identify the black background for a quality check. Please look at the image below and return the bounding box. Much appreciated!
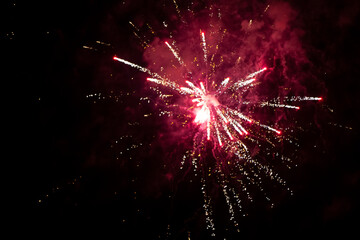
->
[4,0,359,238]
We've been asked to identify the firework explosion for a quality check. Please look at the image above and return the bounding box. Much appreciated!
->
[10,0,358,238]
[112,1,323,236]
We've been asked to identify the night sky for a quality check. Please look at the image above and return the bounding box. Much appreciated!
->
[4,0,360,238]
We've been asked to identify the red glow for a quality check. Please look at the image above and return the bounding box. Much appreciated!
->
[165,173,173,181]
[165,41,168,44]
[296,106,300,110]
[113,56,117,60]
[263,67,267,70]
[319,97,323,101]
[276,130,281,135]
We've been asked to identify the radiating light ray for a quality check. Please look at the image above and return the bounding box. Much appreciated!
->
[146,77,182,93]
[246,67,267,79]
[207,120,211,140]
[215,107,229,124]
[222,122,233,140]
[180,87,194,94]
[146,77,162,84]
[233,120,249,135]
[232,78,256,90]
[201,31,207,63]
[200,81,206,93]
[258,123,282,134]
[214,121,222,147]
[220,77,230,87]
[286,96,323,101]
[225,107,253,123]
[221,67,266,93]
[230,121,243,136]
[260,102,300,110]
[217,77,230,94]
[185,80,197,91]
[165,41,184,65]
[113,56,163,80]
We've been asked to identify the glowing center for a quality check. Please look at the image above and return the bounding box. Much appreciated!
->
[194,95,219,124]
